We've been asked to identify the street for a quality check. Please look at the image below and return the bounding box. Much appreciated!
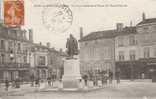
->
[1,81,156,99]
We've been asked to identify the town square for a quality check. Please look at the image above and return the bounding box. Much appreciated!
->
[0,0,156,99]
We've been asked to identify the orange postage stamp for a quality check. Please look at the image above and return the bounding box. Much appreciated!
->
[4,0,24,27]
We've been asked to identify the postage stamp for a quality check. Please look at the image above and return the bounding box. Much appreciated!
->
[4,0,24,27]
[42,4,73,33]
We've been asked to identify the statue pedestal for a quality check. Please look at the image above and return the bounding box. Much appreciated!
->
[62,59,81,89]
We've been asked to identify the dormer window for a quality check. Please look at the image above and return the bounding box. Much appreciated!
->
[129,35,136,45]
[118,36,124,47]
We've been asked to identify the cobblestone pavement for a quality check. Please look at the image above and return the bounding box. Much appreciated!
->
[1,81,156,99]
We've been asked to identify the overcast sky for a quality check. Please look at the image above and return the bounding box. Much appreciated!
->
[24,0,156,50]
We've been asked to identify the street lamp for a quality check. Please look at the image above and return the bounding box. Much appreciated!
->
[9,50,14,81]
[10,50,14,61]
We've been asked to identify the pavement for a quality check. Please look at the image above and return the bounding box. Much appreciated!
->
[0,83,38,96]
[1,80,156,99]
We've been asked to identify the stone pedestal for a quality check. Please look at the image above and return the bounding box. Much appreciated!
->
[62,59,81,89]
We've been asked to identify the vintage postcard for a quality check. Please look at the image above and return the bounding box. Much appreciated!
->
[0,0,156,99]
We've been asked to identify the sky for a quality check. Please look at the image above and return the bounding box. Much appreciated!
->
[12,0,156,50]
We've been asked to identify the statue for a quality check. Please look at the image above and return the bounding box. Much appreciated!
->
[66,34,78,58]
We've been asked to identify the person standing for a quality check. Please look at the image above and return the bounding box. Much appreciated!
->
[47,77,51,86]
[116,68,121,84]
[5,79,9,91]
[30,74,34,87]
[109,70,113,84]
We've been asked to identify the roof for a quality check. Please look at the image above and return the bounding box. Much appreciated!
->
[32,43,60,54]
[0,25,31,43]
[137,18,156,25]
[79,26,137,42]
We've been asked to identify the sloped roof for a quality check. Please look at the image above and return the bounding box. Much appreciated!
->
[137,18,156,25]
[79,26,137,42]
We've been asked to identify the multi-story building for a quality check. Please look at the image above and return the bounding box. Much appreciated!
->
[136,13,156,79]
[0,21,63,82]
[49,48,64,79]
[30,42,64,80]
[0,22,33,81]
[116,13,156,79]
[79,13,156,80]
[109,13,156,79]
[115,24,139,79]
[79,28,116,78]
[30,43,50,80]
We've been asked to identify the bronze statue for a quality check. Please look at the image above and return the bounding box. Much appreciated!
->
[66,34,78,58]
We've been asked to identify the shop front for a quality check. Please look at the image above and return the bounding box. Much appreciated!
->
[116,58,156,80]
[139,58,156,79]
[116,60,144,80]
[0,63,30,82]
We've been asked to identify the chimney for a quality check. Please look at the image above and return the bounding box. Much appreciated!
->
[39,42,42,45]
[23,29,27,39]
[46,42,51,48]
[29,29,33,43]
[116,23,124,31]
[130,21,133,27]
[60,48,63,53]
[80,27,83,39]
[142,12,146,21]
[52,47,55,50]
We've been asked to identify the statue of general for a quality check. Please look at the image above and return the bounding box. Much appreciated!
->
[66,34,78,58]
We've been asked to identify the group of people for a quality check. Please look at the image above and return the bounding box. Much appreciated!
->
[4,78,21,91]
[82,70,120,86]
[47,76,56,87]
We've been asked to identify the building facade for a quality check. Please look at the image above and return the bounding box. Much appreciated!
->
[115,13,156,79]
[80,13,156,80]
[79,30,116,79]
[115,25,139,79]
[0,23,32,81]
[49,48,64,80]
[30,43,64,80]
[136,13,156,79]
[0,21,63,82]
[30,43,49,80]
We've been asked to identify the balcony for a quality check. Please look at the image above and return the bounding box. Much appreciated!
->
[0,62,30,70]
[36,65,48,68]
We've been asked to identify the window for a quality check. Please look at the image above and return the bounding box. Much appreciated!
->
[118,37,124,47]
[38,56,46,65]
[129,35,136,45]
[0,40,5,49]
[154,48,156,57]
[17,43,21,51]
[1,54,5,64]
[23,56,27,63]
[119,51,124,61]
[129,50,136,60]
[8,41,13,51]
[101,47,111,59]
[144,47,150,58]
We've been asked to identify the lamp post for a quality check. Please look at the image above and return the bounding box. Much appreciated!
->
[10,50,14,61]
[10,50,14,81]
[131,63,134,81]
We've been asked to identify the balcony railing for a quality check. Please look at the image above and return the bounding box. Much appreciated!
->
[0,62,30,68]
[37,65,48,68]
